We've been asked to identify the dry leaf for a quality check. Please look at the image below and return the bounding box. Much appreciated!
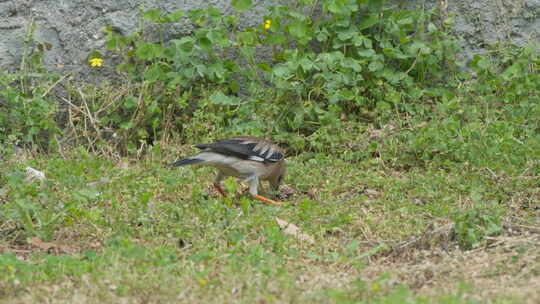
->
[29,237,55,251]
[29,237,73,253]
[278,184,296,200]
[364,189,381,198]
[115,159,130,170]
[25,167,45,182]
[275,217,315,244]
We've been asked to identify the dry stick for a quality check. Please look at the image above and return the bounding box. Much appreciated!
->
[95,86,130,116]
[62,96,87,146]
[79,92,93,151]
[61,96,86,115]
[404,51,420,75]
[391,223,454,252]
[54,134,67,159]
[63,96,83,145]
[78,88,101,133]
[485,167,498,179]
[67,104,78,146]
[41,73,70,98]
[504,222,540,234]
[77,88,104,151]
[91,87,128,157]
[120,83,145,145]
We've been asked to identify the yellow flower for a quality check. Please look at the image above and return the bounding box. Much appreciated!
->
[371,282,381,292]
[89,58,103,67]
[264,19,271,30]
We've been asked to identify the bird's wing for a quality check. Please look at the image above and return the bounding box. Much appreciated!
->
[195,137,284,163]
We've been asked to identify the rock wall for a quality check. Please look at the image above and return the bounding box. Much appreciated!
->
[1,0,539,75]
[441,0,540,57]
[0,0,271,75]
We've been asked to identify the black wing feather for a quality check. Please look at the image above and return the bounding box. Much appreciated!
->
[195,138,283,163]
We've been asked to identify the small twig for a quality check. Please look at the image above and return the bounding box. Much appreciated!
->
[485,167,498,179]
[391,223,454,252]
[61,96,86,116]
[94,86,130,115]
[41,73,70,98]
[503,222,540,234]
[404,51,420,75]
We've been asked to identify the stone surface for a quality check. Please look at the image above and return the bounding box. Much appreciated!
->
[0,0,538,76]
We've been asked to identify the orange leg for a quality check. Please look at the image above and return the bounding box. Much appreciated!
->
[251,194,283,207]
[213,183,227,197]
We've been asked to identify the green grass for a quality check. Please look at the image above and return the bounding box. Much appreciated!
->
[1,145,538,303]
[1,3,538,302]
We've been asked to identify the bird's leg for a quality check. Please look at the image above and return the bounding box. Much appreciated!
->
[213,172,227,197]
[246,176,283,207]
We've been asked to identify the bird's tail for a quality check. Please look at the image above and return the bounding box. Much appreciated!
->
[169,158,204,167]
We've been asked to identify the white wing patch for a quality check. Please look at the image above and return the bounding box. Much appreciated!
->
[238,139,282,162]
[248,155,265,162]
[258,144,271,156]
[240,140,256,145]
[265,147,275,158]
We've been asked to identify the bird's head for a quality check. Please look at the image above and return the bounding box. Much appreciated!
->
[269,160,286,192]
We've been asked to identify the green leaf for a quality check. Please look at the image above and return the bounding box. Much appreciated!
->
[501,62,522,79]
[469,55,491,71]
[122,97,138,111]
[342,57,362,72]
[408,41,431,55]
[257,63,272,72]
[337,28,355,41]
[231,0,252,12]
[299,58,315,72]
[357,49,375,58]
[229,80,240,94]
[210,91,238,105]
[207,30,230,47]
[143,9,162,22]
[120,121,134,130]
[339,88,356,101]
[287,21,309,40]
[237,31,257,46]
[144,64,165,82]
[383,48,409,59]
[208,63,226,81]
[381,68,405,84]
[198,37,213,52]
[316,28,329,42]
[165,10,185,22]
[105,36,118,50]
[358,14,379,31]
[135,43,163,60]
[239,46,255,58]
[265,33,287,45]
[273,65,292,79]
[368,0,383,13]
[172,37,195,53]
[368,60,384,72]
[326,0,350,15]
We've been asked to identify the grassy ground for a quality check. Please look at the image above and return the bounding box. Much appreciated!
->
[0,144,538,303]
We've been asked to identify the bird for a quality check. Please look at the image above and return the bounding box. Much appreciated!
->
[170,136,286,206]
